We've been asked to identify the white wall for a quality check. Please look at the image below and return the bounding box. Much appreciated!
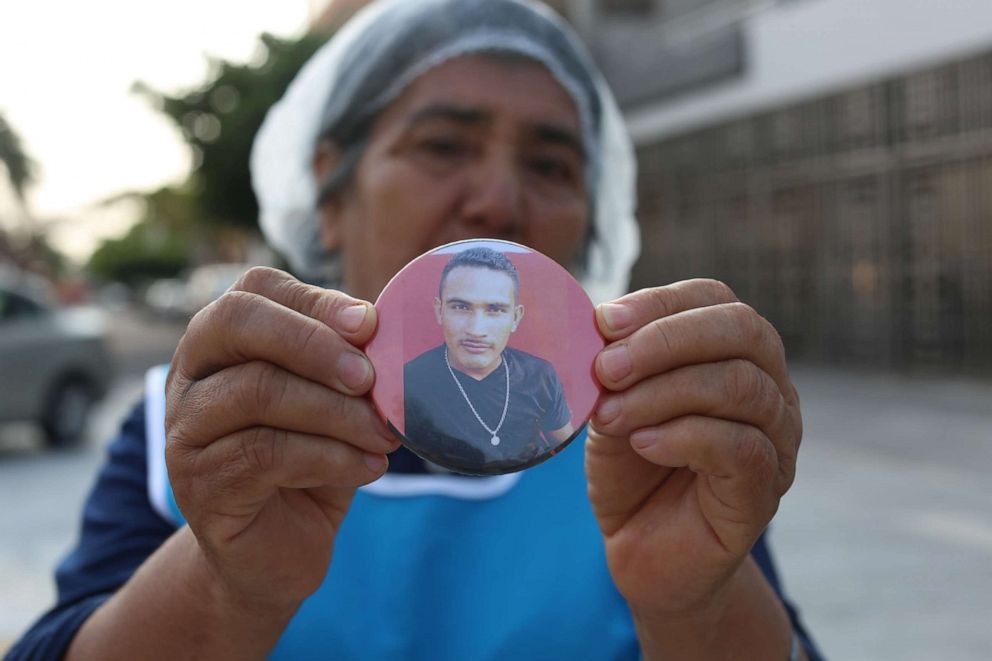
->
[625,0,992,142]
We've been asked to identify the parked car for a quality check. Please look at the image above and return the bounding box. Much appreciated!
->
[183,263,253,316]
[0,277,112,448]
[144,264,253,321]
[144,277,190,320]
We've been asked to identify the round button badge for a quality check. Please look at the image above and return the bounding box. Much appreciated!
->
[366,239,605,476]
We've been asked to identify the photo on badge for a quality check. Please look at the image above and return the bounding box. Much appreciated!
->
[367,239,604,476]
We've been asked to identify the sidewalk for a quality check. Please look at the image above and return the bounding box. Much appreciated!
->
[774,366,992,660]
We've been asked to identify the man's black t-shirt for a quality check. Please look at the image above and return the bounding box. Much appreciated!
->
[403,345,572,474]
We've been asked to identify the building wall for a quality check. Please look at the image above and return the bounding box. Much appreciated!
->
[574,0,749,106]
[307,0,992,370]
[632,49,992,371]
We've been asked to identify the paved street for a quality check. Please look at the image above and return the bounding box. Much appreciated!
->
[1,310,990,658]
[0,307,186,654]
[774,366,992,660]
[0,376,146,653]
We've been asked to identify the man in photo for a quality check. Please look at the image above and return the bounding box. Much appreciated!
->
[403,246,574,474]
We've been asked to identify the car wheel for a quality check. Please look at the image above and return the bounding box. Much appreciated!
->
[42,379,95,449]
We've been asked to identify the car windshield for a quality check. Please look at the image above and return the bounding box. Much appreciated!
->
[0,288,46,321]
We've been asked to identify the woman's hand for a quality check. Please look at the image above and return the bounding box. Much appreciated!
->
[585,279,802,658]
[165,267,398,616]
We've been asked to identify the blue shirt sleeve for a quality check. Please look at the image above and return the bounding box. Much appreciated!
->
[4,400,176,661]
[752,530,825,660]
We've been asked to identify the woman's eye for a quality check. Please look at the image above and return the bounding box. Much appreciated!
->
[419,137,469,158]
[529,156,576,183]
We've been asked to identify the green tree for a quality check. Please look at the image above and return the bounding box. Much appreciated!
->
[87,31,328,284]
[88,224,188,285]
[134,32,329,231]
[0,112,35,200]
[0,113,62,276]
[88,186,196,285]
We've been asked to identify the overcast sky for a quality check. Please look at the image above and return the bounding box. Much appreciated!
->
[0,0,313,261]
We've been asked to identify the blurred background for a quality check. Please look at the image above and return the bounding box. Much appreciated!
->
[1,0,990,658]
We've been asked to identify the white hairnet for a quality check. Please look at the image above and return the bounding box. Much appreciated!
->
[250,0,639,303]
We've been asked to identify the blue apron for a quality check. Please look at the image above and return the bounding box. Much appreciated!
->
[144,365,638,660]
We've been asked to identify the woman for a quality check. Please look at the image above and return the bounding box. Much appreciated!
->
[9,1,820,659]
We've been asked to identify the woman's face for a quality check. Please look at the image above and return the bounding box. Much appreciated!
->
[316,55,590,301]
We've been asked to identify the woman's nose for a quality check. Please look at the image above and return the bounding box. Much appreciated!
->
[459,153,524,238]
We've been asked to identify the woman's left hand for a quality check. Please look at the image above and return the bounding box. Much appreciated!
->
[585,279,802,620]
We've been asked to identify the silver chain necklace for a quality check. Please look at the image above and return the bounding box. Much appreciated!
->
[444,347,510,446]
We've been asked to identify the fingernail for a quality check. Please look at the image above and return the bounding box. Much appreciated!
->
[599,344,632,382]
[372,431,399,453]
[600,303,632,332]
[597,397,621,424]
[375,420,402,450]
[338,351,372,390]
[378,427,402,452]
[337,304,368,334]
[630,428,657,450]
[364,452,387,473]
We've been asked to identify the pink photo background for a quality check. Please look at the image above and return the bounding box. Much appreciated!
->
[366,250,605,434]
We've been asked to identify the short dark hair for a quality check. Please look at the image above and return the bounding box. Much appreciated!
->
[439,246,520,300]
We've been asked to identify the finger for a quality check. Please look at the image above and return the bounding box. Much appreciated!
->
[595,279,738,341]
[173,291,373,395]
[230,267,377,346]
[168,360,399,453]
[593,359,784,441]
[627,415,782,551]
[631,415,784,504]
[631,414,792,498]
[172,427,389,512]
[585,427,675,537]
[593,360,799,491]
[595,301,796,405]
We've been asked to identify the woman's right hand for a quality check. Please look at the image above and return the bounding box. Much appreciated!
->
[164,266,397,617]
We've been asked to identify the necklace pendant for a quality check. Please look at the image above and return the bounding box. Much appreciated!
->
[491,435,500,446]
